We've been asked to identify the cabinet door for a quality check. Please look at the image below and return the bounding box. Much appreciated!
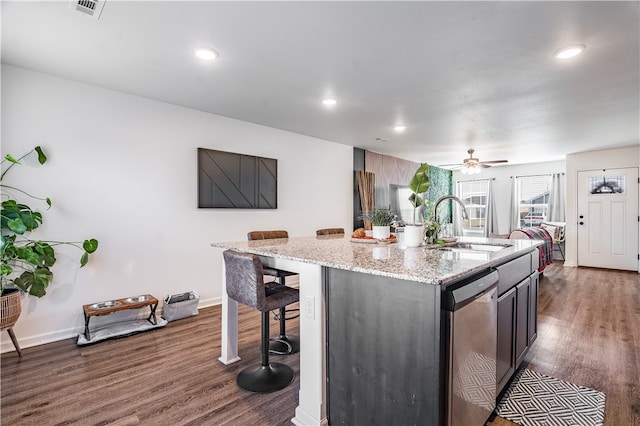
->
[497,287,516,395]
[515,278,531,367]
[528,273,539,345]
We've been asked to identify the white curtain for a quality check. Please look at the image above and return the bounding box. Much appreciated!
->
[509,177,520,232]
[547,173,566,222]
[483,179,499,237]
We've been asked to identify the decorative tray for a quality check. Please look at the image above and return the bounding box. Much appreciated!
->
[351,237,397,244]
[377,237,397,245]
[351,237,378,244]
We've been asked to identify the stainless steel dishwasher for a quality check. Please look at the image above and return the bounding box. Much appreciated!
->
[443,270,499,426]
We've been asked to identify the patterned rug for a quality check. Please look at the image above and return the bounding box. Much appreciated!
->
[495,368,606,426]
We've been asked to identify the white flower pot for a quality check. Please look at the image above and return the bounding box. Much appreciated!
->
[372,225,390,240]
[404,224,424,247]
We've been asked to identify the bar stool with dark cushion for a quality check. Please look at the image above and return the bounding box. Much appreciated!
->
[223,249,299,393]
[247,230,300,355]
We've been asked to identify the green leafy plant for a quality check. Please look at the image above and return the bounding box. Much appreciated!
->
[408,163,430,225]
[0,147,98,297]
[363,208,397,226]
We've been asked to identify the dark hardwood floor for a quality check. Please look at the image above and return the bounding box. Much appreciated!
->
[2,263,639,425]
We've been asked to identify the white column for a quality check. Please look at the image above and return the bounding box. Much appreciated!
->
[261,257,328,426]
[218,259,241,365]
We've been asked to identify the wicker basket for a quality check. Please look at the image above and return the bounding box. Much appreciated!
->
[0,289,22,330]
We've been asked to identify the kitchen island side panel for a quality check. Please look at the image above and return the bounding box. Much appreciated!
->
[327,267,443,426]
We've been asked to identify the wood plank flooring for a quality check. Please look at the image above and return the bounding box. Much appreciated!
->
[2,263,639,425]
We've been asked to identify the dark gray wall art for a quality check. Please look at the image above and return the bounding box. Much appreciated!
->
[198,148,277,209]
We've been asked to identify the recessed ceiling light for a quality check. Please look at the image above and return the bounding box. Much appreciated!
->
[553,44,586,59]
[322,98,338,106]
[393,125,407,132]
[194,46,219,61]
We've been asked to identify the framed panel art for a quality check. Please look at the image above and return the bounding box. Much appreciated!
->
[197,148,277,209]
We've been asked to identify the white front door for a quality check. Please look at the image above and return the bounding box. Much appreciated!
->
[577,168,639,271]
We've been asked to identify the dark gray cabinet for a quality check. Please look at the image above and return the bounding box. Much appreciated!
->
[529,273,539,345]
[496,287,516,394]
[515,278,531,367]
[496,252,539,396]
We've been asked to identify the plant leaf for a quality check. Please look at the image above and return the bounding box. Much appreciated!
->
[46,198,52,208]
[15,267,52,297]
[0,264,13,276]
[83,239,99,253]
[34,146,47,165]
[4,154,19,164]
[409,193,423,208]
[409,163,430,194]
[80,252,89,267]
[7,218,27,235]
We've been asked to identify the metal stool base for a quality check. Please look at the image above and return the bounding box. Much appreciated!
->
[237,363,294,393]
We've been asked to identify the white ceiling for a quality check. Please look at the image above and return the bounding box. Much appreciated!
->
[2,1,639,167]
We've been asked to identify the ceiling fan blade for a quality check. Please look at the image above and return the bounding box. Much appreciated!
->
[479,163,492,168]
[478,159,508,164]
[438,162,464,167]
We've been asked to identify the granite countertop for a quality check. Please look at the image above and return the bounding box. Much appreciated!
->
[211,235,542,285]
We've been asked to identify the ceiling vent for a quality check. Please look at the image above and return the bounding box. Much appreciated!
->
[69,0,106,20]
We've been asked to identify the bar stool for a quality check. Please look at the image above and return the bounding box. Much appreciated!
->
[223,249,298,393]
[316,228,345,236]
[247,230,300,355]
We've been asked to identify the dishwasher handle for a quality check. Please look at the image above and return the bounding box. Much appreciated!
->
[444,270,499,311]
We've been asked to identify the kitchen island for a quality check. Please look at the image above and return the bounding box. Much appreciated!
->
[211,235,541,426]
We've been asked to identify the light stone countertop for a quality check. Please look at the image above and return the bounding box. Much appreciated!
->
[211,235,543,286]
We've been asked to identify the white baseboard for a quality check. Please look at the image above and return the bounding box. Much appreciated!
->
[0,296,223,354]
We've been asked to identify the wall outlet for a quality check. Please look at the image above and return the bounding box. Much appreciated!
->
[304,296,315,319]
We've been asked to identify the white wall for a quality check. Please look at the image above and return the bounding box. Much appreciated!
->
[565,146,640,268]
[453,161,566,236]
[1,65,353,352]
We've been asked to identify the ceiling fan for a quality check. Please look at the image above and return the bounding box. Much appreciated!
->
[439,149,508,174]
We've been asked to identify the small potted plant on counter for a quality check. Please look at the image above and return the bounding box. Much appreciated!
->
[405,163,430,247]
[363,208,396,240]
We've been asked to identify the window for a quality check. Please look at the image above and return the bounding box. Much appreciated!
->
[516,175,552,227]
[457,180,489,236]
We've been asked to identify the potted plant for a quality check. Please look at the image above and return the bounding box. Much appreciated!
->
[1,146,98,351]
[363,208,396,240]
[405,163,430,247]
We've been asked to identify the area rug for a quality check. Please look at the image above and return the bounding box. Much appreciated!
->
[495,368,605,426]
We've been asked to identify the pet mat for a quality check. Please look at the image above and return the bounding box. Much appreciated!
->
[77,318,167,345]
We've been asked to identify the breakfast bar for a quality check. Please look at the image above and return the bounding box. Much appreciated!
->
[211,234,541,426]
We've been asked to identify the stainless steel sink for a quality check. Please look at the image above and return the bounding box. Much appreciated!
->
[432,242,512,253]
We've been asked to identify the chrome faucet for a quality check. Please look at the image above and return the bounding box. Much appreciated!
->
[431,195,469,222]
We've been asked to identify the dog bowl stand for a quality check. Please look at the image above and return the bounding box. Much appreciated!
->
[82,294,159,340]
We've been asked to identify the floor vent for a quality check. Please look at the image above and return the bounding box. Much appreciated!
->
[69,0,105,20]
